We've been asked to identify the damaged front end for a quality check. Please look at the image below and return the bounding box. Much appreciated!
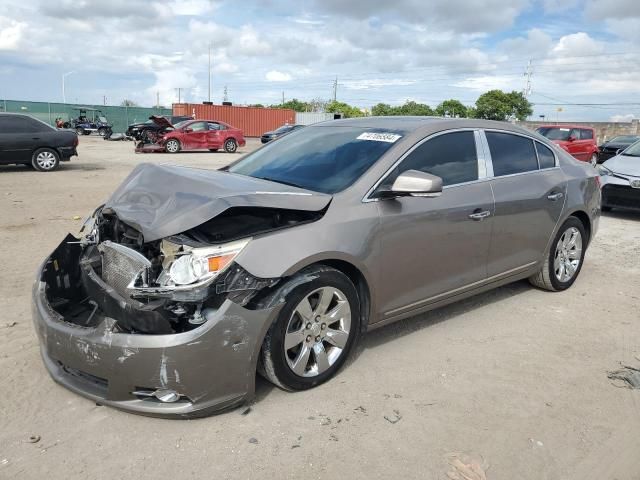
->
[32,163,332,416]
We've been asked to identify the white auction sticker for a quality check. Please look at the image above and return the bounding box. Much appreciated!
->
[357,132,402,143]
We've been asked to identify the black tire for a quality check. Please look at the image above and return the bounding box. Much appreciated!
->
[602,206,612,212]
[259,266,361,391]
[31,148,60,172]
[165,139,181,153]
[224,138,238,153]
[98,127,107,136]
[63,122,71,129]
[75,127,84,136]
[529,216,587,292]
[83,130,91,135]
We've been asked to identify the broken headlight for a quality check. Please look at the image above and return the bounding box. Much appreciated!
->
[160,238,250,287]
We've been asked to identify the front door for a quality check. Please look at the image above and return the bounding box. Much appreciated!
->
[373,130,494,318]
[483,131,566,277]
[182,121,209,149]
[0,115,42,164]
[206,122,224,149]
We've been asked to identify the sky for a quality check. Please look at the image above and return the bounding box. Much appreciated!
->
[1,0,639,121]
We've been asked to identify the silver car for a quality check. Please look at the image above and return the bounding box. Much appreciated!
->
[598,139,640,212]
[32,117,601,417]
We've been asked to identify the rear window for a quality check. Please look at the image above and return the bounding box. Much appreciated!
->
[486,132,539,176]
[229,126,403,194]
[535,142,556,169]
[580,129,593,140]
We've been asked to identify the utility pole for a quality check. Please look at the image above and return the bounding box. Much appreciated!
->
[332,76,338,102]
[62,71,76,103]
[223,85,228,103]
[176,87,183,104]
[103,95,106,106]
[282,91,285,105]
[156,91,160,108]
[208,42,213,103]
[522,59,533,97]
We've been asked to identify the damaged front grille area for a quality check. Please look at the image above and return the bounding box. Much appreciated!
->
[42,232,280,335]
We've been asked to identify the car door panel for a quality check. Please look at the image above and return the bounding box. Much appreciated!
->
[376,182,494,316]
[206,123,223,149]
[488,170,566,276]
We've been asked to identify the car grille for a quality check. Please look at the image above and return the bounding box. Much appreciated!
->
[98,241,151,298]
[602,184,640,210]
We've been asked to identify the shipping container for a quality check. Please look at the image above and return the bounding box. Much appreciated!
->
[295,112,337,125]
[173,103,296,137]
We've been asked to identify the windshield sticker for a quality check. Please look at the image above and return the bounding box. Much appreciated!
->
[357,132,402,143]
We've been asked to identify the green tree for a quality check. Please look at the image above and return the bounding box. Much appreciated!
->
[371,103,394,116]
[248,103,265,108]
[326,100,364,118]
[398,100,433,116]
[120,99,139,107]
[435,99,468,118]
[474,90,532,121]
[271,98,309,112]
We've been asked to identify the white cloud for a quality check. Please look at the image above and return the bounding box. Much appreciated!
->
[542,0,579,13]
[0,17,26,50]
[342,79,417,90]
[453,75,517,92]
[167,0,218,16]
[265,70,292,82]
[610,113,636,122]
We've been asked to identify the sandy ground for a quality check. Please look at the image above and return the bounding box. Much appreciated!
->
[1,136,639,480]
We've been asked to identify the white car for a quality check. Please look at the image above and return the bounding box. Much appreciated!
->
[598,140,640,212]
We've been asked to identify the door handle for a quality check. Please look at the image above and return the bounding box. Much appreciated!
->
[469,210,491,221]
[547,192,564,201]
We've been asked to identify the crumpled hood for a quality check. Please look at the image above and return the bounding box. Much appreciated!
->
[603,155,640,177]
[103,163,332,242]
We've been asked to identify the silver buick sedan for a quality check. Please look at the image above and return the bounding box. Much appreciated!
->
[32,117,601,417]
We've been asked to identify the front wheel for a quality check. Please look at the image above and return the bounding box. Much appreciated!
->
[224,138,237,153]
[98,127,107,136]
[31,148,60,172]
[259,267,361,391]
[75,127,84,136]
[589,153,598,167]
[529,217,587,291]
[165,139,181,153]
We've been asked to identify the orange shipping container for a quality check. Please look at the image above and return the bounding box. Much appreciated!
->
[172,103,296,137]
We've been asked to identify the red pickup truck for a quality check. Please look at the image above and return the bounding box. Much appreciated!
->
[536,125,599,167]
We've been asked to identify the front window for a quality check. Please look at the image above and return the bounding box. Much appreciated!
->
[610,135,639,144]
[537,127,571,141]
[228,126,403,194]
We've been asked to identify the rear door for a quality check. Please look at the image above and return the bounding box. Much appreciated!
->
[206,122,224,149]
[482,131,566,277]
[181,121,208,149]
[373,130,494,317]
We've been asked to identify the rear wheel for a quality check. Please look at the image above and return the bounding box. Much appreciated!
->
[75,127,84,136]
[165,139,181,153]
[224,138,238,153]
[31,148,60,172]
[529,217,586,291]
[260,267,360,391]
[98,127,107,136]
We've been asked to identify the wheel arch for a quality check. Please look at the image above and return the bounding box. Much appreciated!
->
[568,209,592,244]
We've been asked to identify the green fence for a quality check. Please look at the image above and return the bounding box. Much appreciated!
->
[0,99,172,133]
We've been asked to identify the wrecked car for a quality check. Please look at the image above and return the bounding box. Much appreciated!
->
[135,116,245,154]
[33,117,601,417]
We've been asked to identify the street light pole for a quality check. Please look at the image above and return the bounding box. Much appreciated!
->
[208,42,213,103]
[62,71,76,104]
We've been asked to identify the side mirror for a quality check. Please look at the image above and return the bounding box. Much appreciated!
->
[568,135,576,142]
[183,127,193,133]
[381,170,443,198]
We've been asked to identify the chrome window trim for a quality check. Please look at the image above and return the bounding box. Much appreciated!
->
[363,128,485,203]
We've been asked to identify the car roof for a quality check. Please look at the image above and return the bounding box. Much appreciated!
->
[539,124,594,130]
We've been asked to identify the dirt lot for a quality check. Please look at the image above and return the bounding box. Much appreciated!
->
[1,136,639,479]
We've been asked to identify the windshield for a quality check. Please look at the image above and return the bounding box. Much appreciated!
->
[173,120,190,128]
[98,116,107,123]
[228,126,403,194]
[609,135,639,144]
[537,127,571,141]
[621,140,640,157]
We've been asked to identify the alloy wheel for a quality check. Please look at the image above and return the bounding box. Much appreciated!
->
[284,287,351,377]
[166,140,179,153]
[225,140,237,153]
[553,226,582,282]
[36,151,57,170]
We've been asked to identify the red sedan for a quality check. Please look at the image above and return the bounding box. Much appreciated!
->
[161,119,246,153]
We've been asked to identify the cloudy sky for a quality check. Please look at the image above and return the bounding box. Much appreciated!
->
[1,0,639,120]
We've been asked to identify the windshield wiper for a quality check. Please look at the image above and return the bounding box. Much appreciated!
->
[256,176,306,189]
